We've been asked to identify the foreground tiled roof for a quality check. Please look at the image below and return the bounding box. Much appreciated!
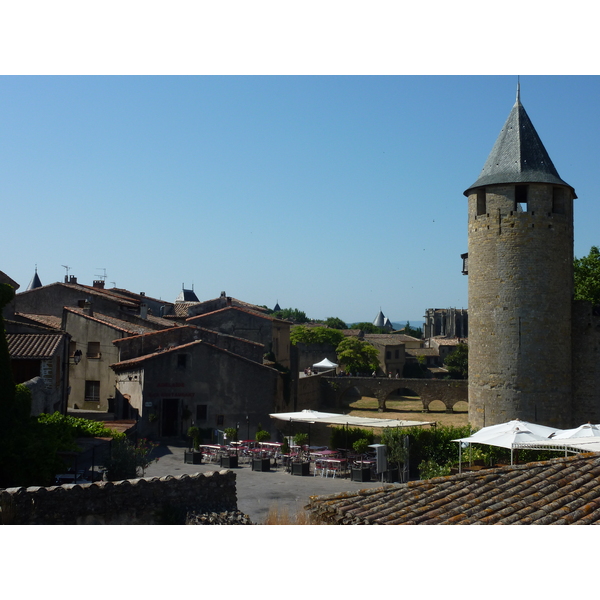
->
[306,453,600,524]
[7,333,63,359]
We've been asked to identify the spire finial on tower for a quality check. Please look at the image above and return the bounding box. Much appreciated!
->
[516,76,521,104]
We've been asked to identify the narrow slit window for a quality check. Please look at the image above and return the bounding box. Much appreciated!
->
[552,187,566,215]
[476,189,486,216]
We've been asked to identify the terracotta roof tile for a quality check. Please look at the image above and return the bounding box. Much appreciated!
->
[64,307,156,336]
[7,333,63,359]
[15,313,63,330]
[306,453,600,525]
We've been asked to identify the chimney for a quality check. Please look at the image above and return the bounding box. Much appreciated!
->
[93,280,105,289]
[69,275,78,284]
[140,303,148,319]
[82,300,93,317]
[227,296,232,307]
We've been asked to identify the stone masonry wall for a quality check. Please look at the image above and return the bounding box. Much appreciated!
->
[572,301,600,424]
[467,183,574,429]
[0,470,237,525]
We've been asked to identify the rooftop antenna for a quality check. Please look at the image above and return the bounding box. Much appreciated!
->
[62,265,70,282]
[95,268,107,281]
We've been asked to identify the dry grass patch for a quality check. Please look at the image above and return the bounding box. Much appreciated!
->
[262,504,314,525]
[346,395,468,429]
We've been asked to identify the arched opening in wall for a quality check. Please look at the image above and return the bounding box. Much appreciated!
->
[386,387,422,413]
[340,385,378,414]
[427,400,448,413]
[453,400,468,414]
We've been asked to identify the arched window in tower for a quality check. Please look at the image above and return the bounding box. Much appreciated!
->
[515,185,528,212]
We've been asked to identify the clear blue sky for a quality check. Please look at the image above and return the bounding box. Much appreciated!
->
[2,75,599,324]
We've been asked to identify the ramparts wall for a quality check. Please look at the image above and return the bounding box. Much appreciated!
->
[0,470,236,525]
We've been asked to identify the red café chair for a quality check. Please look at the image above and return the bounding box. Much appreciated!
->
[313,459,325,477]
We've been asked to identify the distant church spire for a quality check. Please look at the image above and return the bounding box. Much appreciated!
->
[26,266,43,291]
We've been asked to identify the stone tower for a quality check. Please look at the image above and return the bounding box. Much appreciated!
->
[464,85,577,429]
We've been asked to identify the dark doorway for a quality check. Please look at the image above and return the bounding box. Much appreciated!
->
[161,398,180,437]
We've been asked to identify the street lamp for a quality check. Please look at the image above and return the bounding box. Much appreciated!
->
[71,349,82,365]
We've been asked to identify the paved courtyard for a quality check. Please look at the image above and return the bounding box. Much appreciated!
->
[142,442,388,524]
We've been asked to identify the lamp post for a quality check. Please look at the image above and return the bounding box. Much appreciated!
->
[246,415,249,441]
[72,349,82,365]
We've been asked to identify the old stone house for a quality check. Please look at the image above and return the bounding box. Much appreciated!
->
[5,318,70,415]
[62,307,158,411]
[187,305,291,369]
[111,336,285,439]
[363,334,406,377]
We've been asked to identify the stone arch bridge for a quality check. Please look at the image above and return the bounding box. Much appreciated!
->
[322,376,468,413]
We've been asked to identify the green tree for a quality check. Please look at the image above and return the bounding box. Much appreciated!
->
[103,438,159,480]
[352,322,386,334]
[335,337,379,374]
[403,321,423,339]
[272,307,308,323]
[574,245,600,307]
[290,325,344,347]
[444,343,468,379]
[323,317,347,329]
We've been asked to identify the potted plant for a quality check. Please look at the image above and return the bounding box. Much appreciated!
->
[291,432,310,476]
[184,426,203,464]
[220,427,239,468]
[252,428,272,471]
[351,438,372,482]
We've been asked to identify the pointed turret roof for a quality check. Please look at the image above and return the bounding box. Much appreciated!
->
[26,267,42,291]
[373,310,385,328]
[464,84,576,197]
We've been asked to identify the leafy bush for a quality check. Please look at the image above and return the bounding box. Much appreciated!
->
[352,438,370,455]
[293,432,308,446]
[382,424,472,479]
[330,426,374,450]
[418,460,451,479]
[256,429,271,443]
[290,325,344,346]
[103,438,159,481]
[187,426,200,450]
[38,412,124,439]
[224,427,238,442]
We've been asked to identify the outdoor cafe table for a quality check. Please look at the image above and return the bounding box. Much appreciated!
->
[309,449,340,458]
[200,445,225,462]
[321,458,348,478]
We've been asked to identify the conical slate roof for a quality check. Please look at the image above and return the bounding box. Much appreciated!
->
[26,268,43,291]
[373,310,385,328]
[464,85,576,197]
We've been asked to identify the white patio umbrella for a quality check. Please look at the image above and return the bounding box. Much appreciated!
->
[553,422,600,439]
[465,419,559,442]
[453,422,555,471]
